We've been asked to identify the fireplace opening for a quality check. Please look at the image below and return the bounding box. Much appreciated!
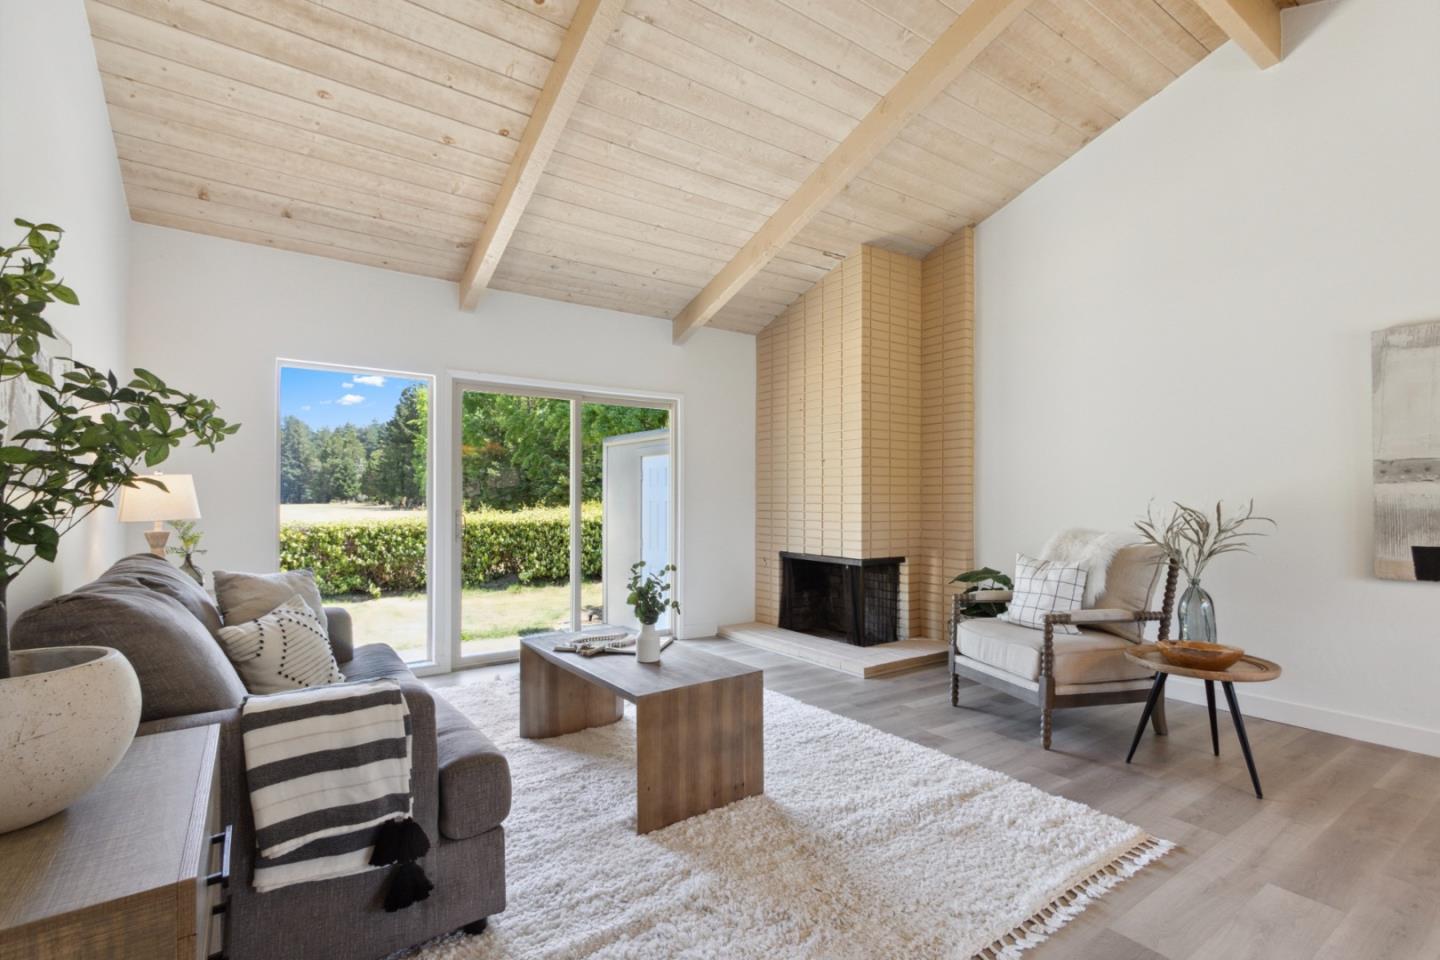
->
[778,552,902,646]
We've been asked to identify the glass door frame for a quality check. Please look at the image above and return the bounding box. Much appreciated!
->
[447,373,681,669]
[274,358,440,674]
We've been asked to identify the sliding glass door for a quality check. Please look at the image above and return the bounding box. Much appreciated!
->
[452,382,673,666]
[455,388,573,659]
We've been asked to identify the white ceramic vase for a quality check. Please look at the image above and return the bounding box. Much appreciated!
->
[0,646,142,834]
[636,622,661,663]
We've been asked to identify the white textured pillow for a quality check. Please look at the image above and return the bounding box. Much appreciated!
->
[1000,554,1088,636]
[217,595,342,694]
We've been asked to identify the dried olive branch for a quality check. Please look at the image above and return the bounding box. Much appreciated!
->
[1135,500,1275,581]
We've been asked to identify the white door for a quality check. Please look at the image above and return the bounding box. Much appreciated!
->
[641,454,670,629]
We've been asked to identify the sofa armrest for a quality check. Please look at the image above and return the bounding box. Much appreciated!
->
[325,606,355,662]
[968,589,1013,604]
[432,696,512,840]
[394,678,441,840]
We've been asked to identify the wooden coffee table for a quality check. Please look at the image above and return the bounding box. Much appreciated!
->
[1123,643,1282,798]
[519,636,764,833]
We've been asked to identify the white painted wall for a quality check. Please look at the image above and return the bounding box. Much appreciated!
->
[0,1,132,619]
[125,225,756,647]
[975,0,1440,754]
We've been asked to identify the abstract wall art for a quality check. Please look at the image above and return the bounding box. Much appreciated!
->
[1373,319,1440,580]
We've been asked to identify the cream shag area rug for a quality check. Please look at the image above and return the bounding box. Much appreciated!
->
[408,676,1170,960]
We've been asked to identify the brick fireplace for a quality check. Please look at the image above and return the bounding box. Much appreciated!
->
[753,234,975,644]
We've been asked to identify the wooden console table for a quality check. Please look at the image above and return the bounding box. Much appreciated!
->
[0,724,229,960]
[520,636,764,833]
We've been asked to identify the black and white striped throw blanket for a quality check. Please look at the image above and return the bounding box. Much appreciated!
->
[240,679,433,910]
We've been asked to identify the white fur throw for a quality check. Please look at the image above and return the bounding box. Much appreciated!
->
[1041,529,1138,608]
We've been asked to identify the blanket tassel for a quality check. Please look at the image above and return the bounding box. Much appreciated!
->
[371,818,434,912]
[383,860,434,912]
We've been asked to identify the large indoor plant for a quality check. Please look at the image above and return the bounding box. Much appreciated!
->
[626,560,679,663]
[0,220,238,832]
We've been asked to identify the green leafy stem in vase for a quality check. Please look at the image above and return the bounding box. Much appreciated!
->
[626,561,679,626]
[1134,500,1275,582]
[167,519,206,560]
[0,219,240,678]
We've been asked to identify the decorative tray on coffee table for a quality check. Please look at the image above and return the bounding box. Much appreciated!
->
[554,632,674,657]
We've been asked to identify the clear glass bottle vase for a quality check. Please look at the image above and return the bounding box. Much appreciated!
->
[1177,579,1217,641]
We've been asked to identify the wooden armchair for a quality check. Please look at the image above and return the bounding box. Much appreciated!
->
[950,555,1179,749]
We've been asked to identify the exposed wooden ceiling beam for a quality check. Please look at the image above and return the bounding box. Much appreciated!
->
[670,0,1034,344]
[1193,0,1284,69]
[458,0,625,310]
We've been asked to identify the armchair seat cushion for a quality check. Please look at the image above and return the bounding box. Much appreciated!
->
[957,618,1154,686]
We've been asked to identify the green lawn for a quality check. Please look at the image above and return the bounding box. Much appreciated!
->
[329,579,603,661]
[281,502,425,523]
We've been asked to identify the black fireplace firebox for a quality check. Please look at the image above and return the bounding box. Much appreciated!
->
[778,552,903,647]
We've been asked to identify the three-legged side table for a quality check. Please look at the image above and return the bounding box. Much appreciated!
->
[1123,644,1282,798]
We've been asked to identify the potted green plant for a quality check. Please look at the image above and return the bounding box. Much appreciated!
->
[950,566,1013,620]
[167,519,207,585]
[626,560,679,663]
[0,220,238,833]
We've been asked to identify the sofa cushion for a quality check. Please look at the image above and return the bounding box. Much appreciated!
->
[218,596,343,694]
[214,569,328,632]
[957,617,1154,686]
[98,553,225,638]
[340,645,511,839]
[999,554,1087,636]
[12,582,247,722]
[1093,545,1167,642]
[340,642,414,684]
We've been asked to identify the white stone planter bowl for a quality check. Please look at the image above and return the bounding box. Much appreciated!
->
[0,646,141,834]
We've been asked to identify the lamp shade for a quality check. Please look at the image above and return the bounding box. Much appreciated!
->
[118,474,201,523]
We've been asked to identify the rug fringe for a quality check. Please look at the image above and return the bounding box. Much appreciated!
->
[972,835,1175,960]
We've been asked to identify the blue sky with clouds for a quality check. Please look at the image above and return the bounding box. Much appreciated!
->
[279,366,426,430]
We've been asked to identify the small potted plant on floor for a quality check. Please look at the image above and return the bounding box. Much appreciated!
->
[950,566,1013,620]
[627,561,679,663]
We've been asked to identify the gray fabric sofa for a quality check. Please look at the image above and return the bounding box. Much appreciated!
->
[13,554,509,960]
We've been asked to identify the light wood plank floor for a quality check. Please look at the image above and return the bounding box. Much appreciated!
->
[428,637,1440,959]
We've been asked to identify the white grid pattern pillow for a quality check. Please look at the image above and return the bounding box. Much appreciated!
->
[1000,554,1088,635]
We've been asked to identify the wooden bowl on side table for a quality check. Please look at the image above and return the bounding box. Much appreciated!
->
[1156,640,1245,671]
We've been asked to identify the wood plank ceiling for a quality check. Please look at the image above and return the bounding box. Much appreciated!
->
[86,0,1316,335]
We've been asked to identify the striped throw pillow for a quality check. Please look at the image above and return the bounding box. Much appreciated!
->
[219,595,343,694]
[999,554,1088,636]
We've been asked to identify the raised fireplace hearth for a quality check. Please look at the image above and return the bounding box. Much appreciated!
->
[778,552,903,647]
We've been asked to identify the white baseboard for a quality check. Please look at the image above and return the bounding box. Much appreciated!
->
[1164,677,1440,758]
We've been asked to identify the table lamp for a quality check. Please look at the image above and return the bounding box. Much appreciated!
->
[118,473,201,557]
